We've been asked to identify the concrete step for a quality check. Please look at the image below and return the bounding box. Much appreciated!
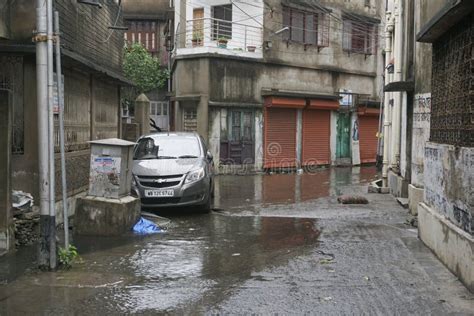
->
[397,197,409,209]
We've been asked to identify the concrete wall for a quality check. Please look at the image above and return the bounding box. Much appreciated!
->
[424,143,473,235]
[0,89,13,251]
[418,203,474,292]
[122,0,171,18]
[10,59,121,204]
[264,0,383,96]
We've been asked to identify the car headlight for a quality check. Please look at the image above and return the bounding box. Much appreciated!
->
[185,167,205,184]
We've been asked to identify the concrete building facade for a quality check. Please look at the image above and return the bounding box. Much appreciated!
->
[381,0,473,292]
[0,0,128,251]
[172,0,384,173]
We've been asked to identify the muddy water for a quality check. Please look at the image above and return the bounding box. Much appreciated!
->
[214,166,378,211]
[0,166,377,314]
[0,215,320,314]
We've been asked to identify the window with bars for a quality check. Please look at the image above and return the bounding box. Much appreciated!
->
[212,4,232,40]
[342,17,378,55]
[282,6,329,47]
[124,20,159,53]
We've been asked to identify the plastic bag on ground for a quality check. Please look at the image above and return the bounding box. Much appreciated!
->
[133,217,163,234]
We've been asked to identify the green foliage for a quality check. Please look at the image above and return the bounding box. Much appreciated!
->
[58,244,79,269]
[123,43,169,93]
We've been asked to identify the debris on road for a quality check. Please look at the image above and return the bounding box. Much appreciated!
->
[12,190,34,215]
[319,258,335,264]
[132,217,163,234]
[337,195,369,204]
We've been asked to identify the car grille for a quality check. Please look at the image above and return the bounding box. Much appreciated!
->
[141,197,181,205]
[137,174,184,189]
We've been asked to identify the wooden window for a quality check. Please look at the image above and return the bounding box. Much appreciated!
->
[282,6,329,47]
[342,18,377,55]
[125,20,159,53]
[212,4,232,40]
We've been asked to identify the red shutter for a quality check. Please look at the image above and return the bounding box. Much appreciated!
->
[359,116,379,163]
[264,108,297,169]
[302,109,331,166]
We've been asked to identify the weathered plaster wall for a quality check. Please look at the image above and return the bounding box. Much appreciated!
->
[122,0,170,18]
[0,89,13,251]
[11,60,120,202]
[424,143,473,235]
[264,0,382,94]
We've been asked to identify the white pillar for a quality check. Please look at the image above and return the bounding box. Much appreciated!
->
[390,0,403,173]
[382,12,394,186]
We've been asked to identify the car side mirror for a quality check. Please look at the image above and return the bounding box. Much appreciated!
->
[206,150,213,162]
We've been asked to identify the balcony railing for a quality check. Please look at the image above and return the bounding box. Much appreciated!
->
[177,17,263,58]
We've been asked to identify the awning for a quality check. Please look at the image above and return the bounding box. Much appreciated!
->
[308,99,339,110]
[417,0,474,43]
[384,81,415,92]
[264,97,306,109]
[358,107,380,116]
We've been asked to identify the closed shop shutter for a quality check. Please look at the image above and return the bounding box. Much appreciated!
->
[359,115,379,163]
[264,108,297,168]
[302,109,331,166]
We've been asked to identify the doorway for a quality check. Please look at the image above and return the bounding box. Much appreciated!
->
[150,101,169,131]
[336,112,351,159]
[221,110,254,164]
[193,8,204,47]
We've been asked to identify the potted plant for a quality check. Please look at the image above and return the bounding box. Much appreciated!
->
[247,45,256,52]
[217,37,228,49]
[192,32,203,47]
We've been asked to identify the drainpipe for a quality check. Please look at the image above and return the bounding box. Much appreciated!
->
[382,11,394,186]
[35,0,51,268]
[391,0,403,173]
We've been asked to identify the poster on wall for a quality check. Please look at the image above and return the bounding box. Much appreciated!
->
[89,155,122,197]
[351,113,361,165]
[53,73,64,115]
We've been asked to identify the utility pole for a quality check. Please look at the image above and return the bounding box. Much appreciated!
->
[35,0,56,270]
[35,0,52,269]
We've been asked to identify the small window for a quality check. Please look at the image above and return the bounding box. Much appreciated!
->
[342,17,378,55]
[282,6,329,47]
[212,4,232,40]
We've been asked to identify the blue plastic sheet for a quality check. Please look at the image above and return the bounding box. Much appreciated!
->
[133,217,163,234]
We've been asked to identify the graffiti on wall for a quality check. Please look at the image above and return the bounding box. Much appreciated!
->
[424,143,473,234]
[411,93,432,187]
[413,93,431,126]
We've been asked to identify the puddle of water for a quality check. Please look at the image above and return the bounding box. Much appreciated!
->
[214,166,378,211]
[0,215,320,314]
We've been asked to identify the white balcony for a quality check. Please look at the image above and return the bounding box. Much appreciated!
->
[176,17,263,59]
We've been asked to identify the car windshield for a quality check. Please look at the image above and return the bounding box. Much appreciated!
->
[133,136,201,160]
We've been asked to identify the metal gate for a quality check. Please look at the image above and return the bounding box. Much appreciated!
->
[359,115,379,163]
[302,109,331,165]
[264,108,297,168]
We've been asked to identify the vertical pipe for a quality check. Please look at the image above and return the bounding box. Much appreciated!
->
[46,0,56,270]
[391,0,403,172]
[382,12,394,186]
[55,11,69,249]
[36,0,50,269]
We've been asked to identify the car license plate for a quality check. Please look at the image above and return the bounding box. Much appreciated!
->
[144,189,174,197]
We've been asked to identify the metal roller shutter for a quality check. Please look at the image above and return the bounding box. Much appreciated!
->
[302,109,331,166]
[264,108,297,168]
[359,116,379,163]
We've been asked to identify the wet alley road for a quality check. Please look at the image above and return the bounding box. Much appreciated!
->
[1,167,473,314]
